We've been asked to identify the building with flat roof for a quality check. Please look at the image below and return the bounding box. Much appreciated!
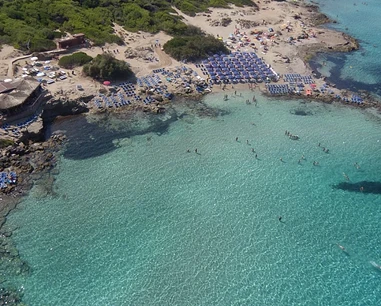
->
[57,34,86,49]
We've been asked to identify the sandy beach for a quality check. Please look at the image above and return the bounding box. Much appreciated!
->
[0,0,364,109]
[0,0,369,230]
[0,2,380,304]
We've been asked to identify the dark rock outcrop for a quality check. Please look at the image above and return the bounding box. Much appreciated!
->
[42,96,92,122]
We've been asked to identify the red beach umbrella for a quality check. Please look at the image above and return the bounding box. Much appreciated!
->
[103,81,111,86]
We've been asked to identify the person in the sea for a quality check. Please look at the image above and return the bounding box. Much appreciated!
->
[343,172,350,181]
[236,137,239,141]
[195,148,198,153]
[278,216,282,222]
[337,243,346,251]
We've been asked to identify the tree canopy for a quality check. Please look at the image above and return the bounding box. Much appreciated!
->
[163,34,229,61]
[0,0,255,52]
[58,52,93,68]
[82,53,133,80]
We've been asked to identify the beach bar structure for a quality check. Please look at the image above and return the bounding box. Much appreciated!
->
[57,34,86,49]
[0,77,45,124]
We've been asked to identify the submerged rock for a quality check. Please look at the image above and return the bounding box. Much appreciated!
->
[290,109,313,116]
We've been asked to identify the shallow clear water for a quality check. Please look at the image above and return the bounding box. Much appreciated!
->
[310,0,381,95]
[4,1,381,304]
[7,93,381,305]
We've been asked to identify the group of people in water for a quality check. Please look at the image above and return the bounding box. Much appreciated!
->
[318,143,330,153]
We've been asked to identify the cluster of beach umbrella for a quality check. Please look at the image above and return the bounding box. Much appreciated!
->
[201,52,277,84]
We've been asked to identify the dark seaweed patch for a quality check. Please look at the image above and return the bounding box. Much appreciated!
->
[333,181,381,194]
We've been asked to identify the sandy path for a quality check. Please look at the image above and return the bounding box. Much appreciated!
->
[149,46,172,69]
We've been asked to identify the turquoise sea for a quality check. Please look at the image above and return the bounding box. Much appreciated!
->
[309,0,381,96]
[4,1,381,305]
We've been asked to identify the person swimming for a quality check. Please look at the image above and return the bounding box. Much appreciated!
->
[343,172,350,181]
[370,261,381,270]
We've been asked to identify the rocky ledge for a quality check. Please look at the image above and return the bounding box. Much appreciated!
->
[42,95,92,122]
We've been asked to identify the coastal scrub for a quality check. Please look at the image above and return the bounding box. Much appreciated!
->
[58,52,93,69]
[83,54,133,81]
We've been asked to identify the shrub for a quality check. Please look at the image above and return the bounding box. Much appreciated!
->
[163,34,229,62]
[0,138,15,148]
[0,0,255,49]
[58,52,93,69]
[83,53,133,80]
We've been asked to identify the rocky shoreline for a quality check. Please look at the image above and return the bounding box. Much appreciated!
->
[0,1,379,304]
[0,127,66,305]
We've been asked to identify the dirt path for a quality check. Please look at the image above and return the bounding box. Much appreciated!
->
[149,47,172,69]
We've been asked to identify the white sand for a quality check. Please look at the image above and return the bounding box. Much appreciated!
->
[0,1,356,102]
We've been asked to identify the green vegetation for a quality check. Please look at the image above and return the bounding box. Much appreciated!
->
[0,0,255,52]
[58,52,93,68]
[163,34,229,61]
[83,53,133,80]
[0,138,14,148]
